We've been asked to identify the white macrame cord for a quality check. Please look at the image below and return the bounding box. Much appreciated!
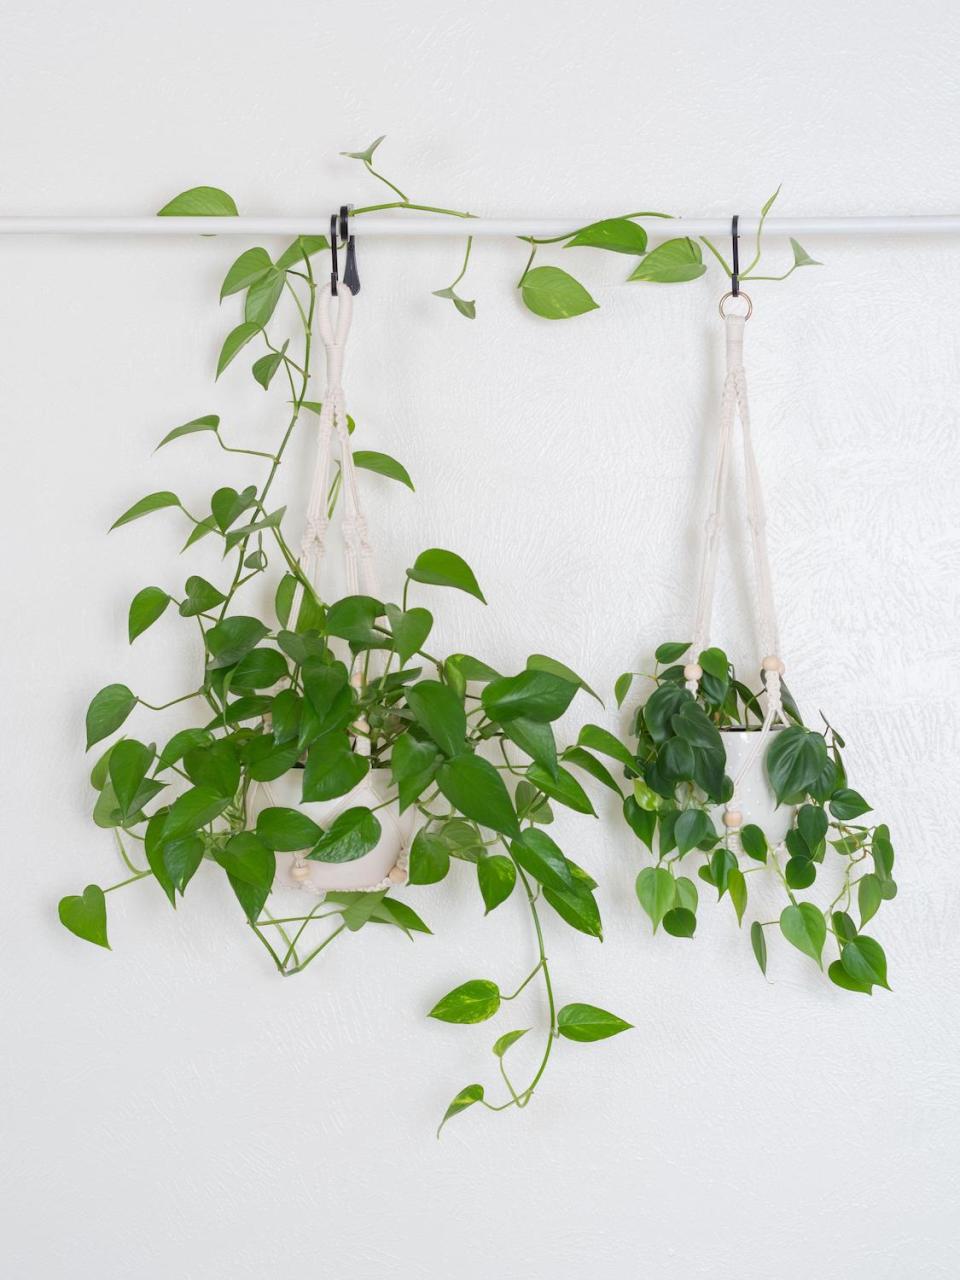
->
[684,307,786,832]
[255,282,407,895]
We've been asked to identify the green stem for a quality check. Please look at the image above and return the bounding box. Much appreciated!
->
[104,869,153,893]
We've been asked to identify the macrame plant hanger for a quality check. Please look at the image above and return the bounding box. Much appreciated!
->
[683,217,788,847]
[251,209,411,895]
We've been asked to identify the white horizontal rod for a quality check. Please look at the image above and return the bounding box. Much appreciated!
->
[0,214,958,239]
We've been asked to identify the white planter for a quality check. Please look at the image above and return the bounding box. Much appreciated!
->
[720,726,794,844]
[250,767,413,894]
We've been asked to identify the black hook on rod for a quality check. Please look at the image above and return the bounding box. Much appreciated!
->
[730,214,740,297]
[330,205,360,297]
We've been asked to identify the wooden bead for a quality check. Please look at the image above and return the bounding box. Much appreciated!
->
[722,809,742,829]
[683,663,702,681]
[762,655,785,673]
[388,866,407,885]
[291,864,311,881]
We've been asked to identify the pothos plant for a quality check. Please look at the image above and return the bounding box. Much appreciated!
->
[59,185,634,1136]
[615,645,896,995]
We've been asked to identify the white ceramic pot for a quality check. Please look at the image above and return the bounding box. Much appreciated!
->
[720,726,794,844]
[251,767,413,893]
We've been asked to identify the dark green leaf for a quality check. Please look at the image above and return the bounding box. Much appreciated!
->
[108,739,155,817]
[58,885,109,948]
[156,415,220,450]
[766,727,829,803]
[85,684,137,750]
[221,247,272,298]
[786,857,816,889]
[390,734,441,812]
[740,823,768,862]
[675,808,713,855]
[502,717,558,778]
[751,921,767,974]
[482,668,577,723]
[157,727,211,770]
[179,575,226,617]
[841,935,890,990]
[663,906,696,938]
[614,672,634,708]
[309,807,381,864]
[655,641,691,664]
[643,681,692,743]
[255,806,323,852]
[622,796,656,848]
[562,747,622,796]
[210,484,258,531]
[797,803,828,854]
[543,876,603,939]
[556,1003,632,1042]
[780,902,827,968]
[216,322,261,377]
[526,653,600,703]
[858,873,883,927]
[206,616,270,669]
[407,548,485,602]
[302,734,369,802]
[244,269,284,327]
[477,854,516,913]
[828,960,873,995]
[214,832,275,922]
[252,350,284,390]
[437,754,520,838]
[526,763,596,816]
[577,723,636,771]
[275,235,329,270]
[231,648,288,689]
[128,587,170,642]
[406,680,467,757]
[511,828,574,892]
[727,866,747,923]
[164,785,231,840]
[353,450,414,490]
[635,866,677,932]
[110,491,181,530]
[368,897,431,937]
[408,829,450,884]
[833,910,858,943]
[385,604,432,665]
[829,788,872,821]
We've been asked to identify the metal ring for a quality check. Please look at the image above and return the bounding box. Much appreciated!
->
[719,290,753,320]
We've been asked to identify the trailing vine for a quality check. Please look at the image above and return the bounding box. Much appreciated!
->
[60,188,634,1135]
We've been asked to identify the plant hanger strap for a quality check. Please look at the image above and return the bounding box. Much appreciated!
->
[685,299,786,815]
[295,279,380,610]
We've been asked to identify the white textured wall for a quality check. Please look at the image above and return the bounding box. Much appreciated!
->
[2,2,959,1276]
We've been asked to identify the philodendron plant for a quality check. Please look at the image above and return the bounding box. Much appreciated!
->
[616,645,896,995]
[60,198,631,1133]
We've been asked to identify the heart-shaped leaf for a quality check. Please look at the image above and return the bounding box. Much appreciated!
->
[556,1003,632,1042]
[58,885,109,948]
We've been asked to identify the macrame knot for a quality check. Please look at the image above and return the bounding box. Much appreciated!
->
[301,514,328,553]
